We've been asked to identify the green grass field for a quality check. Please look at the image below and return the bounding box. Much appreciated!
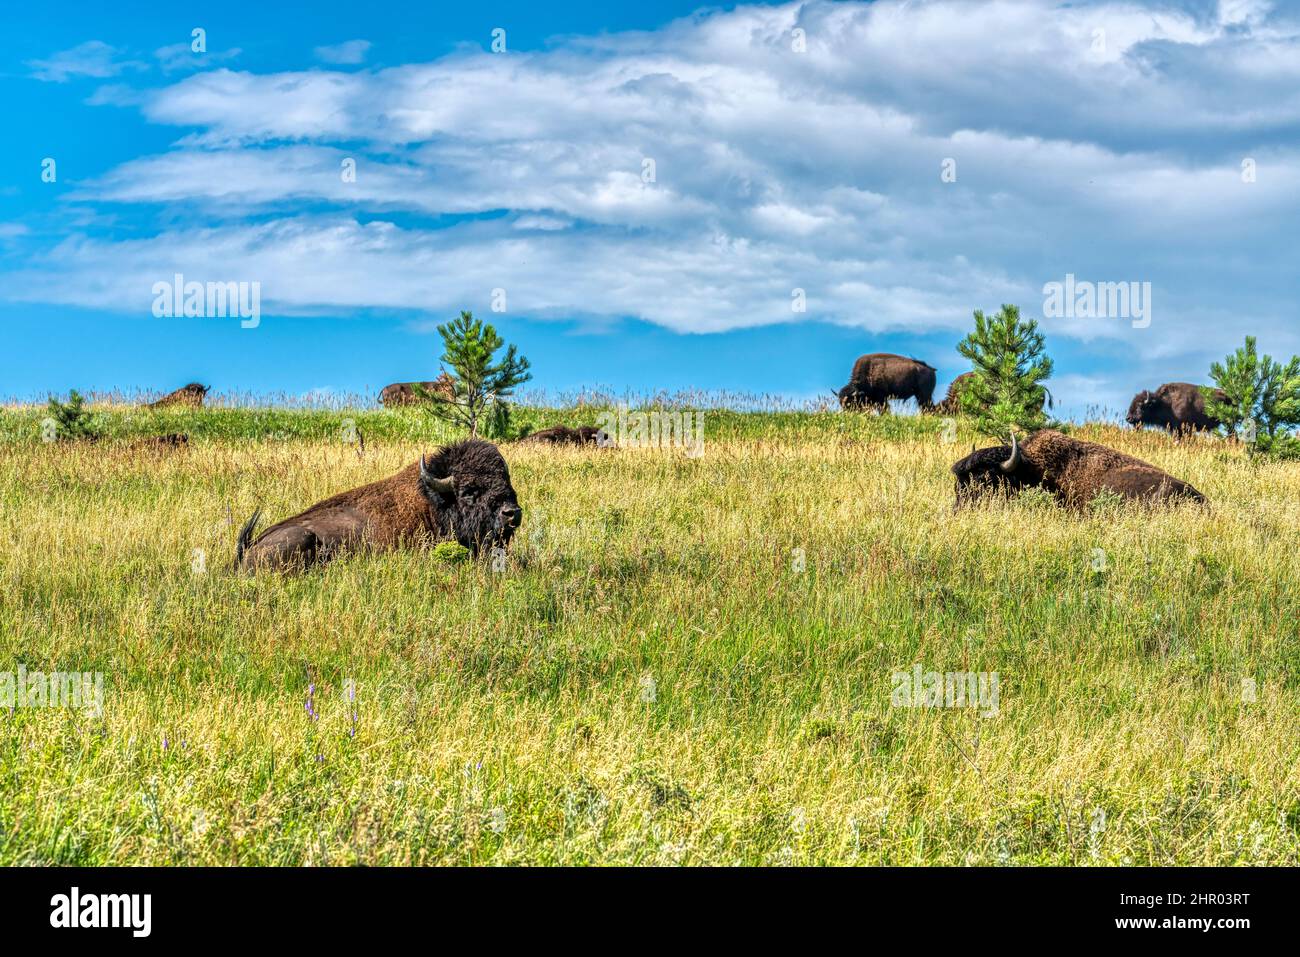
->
[2,401,1298,865]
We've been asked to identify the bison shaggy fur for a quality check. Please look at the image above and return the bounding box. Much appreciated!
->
[1127,382,1226,435]
[237,438,522,572]
[379,374,454,407]
[518,425,605,446]
[838,353,936,412]
[952,429,1206,507]
[147,383,208,409]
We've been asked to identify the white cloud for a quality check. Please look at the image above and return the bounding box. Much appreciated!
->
[314,40,372,65]
[154,42,242,74]
[10,1,1300,388]
[27,41,146,83]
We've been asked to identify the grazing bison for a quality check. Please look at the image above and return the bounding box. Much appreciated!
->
[951,429,1206,507]
[838,354,936,412]
[935,372,975,415]
[148,383,208,409]
[1127,383,1226,435]
[379,374,454,408]
[518,425,606,446]
[236,438,522,572]
[935,372,1051,417]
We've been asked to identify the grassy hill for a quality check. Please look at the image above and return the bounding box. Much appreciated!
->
[1,400,1298,864]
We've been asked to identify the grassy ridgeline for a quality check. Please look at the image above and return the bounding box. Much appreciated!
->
[1,402,1298,864]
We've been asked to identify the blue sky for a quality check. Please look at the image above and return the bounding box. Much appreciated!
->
[2,0,1297,417]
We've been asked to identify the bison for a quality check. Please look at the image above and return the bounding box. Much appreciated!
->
[935,372,1051,417]
[838,354,936,412]
[935,372,975,415]
[236,438,522,572]
[148,383,208,409]
[518,425,606,446]
[951,429,1206,508]
[1126,383,1226,435]
[379,374,454,408]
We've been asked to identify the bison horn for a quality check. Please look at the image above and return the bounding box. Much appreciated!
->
[1000,431,1022,474]
[419,454,456,495]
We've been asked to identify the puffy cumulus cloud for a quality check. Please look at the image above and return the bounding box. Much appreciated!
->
[11,0,1300,381]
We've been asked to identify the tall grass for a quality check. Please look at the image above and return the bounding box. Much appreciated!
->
[0,402,1297,864]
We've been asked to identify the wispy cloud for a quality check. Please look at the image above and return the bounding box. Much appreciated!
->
[27,41,146,83]
[314,40,372,65]
[154,42,242,73]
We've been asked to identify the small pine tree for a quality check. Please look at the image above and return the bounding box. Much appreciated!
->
[955,304,1053,438]
[418,311,531,438]
[1204,336,1300,458]
[46,390,99,440]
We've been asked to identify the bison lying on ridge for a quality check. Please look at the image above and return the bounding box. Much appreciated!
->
[839,353,936,412]
[237,438,522,572]
[1127,382,1226,435]
[147,383,208,409]
[518,425,606,446]
[952,429,1206,507]
[379,374,454,407]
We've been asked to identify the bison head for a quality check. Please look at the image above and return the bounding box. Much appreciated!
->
[419,438,522,552]
[837,385,862,409]
[950,432,1037,504]
[1126,390,1159,427]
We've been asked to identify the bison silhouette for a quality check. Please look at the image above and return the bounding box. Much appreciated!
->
[237,438,522,571]
[952,429,1206,508]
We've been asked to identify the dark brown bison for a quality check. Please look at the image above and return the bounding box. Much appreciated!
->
[379,374,454,407]
[1127,383,1226,435]
[147,383,208,409]
[952,429,1206,507]
[518,425,606,446]
[236,438,522,571]
[935,372,1051,417]
[838,354,936,412]
[935,372,975,415]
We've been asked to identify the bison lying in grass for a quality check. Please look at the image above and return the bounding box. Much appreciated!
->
[237,438,522,572]
[952,429,1206,508]
[518,425,606,446]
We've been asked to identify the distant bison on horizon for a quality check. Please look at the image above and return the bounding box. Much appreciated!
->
[379,374,454,407]
[518,425,606,446]
[147,383,208,409]
[236,438,522,572]
[935,371,1051,417]
[935,372,975,415]
[838,353,936,412]
[952,429,1206,508]
[1127,383,1227,435]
